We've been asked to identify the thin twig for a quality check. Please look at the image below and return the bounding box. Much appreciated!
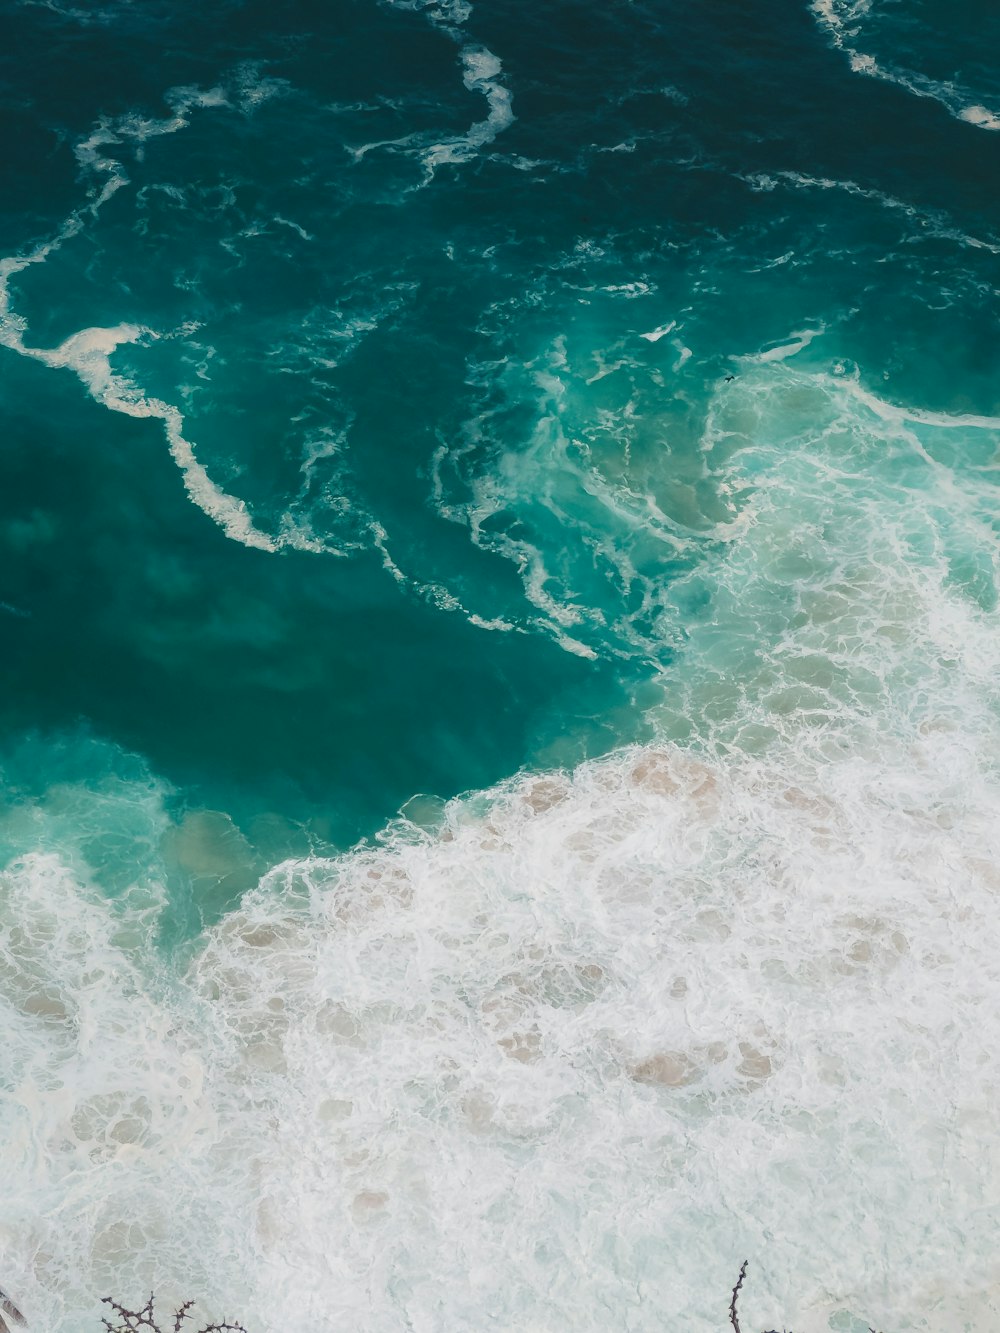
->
[730,1260,748,1333]
[172,1303,195,1333]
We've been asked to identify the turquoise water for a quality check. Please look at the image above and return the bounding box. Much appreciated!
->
[3,0,1000,1328]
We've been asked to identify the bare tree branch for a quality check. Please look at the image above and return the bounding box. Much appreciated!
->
[100,1296,246,1333]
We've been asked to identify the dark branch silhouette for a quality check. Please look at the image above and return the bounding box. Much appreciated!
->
[0,1269,891,1332]
[730,1259,748,1332]
[101,1295,247,1333]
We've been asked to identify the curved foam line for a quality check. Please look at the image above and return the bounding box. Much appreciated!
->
[743,169,1000,256]
[353,1,513,179]
[0,294,277,553]
[838,375,1000,432]
[0,84,286,552]
[738,328,825,364]
[811,0,1000,132]
[420,45,513,173]
[369,521,520,632]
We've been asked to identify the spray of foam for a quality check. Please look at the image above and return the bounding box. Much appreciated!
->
[5,364,1000,1329]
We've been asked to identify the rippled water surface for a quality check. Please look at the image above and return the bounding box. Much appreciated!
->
[2,0,1000,1328]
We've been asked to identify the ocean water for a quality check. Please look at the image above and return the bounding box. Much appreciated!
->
[2,0,1000,1328]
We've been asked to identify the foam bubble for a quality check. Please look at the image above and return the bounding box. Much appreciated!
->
[352,0,513,178]
[960,104,1000,131]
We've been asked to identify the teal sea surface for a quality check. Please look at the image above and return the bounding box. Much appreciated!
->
[3,0,1000,1328]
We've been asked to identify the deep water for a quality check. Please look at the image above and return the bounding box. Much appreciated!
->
[2,0,1000,1328]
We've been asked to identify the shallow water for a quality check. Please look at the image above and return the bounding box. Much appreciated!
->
[2,0,1000,1328]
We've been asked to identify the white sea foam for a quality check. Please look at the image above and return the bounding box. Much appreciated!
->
[272,215,315,242]
[434,334,745,661]
[354,42,513,179]
[0,65,520,596]
[670,339,693,371]
[6,365,1000,1328]
[370,521,520,632]
[742,169,1000,256]
[838,374,1000,433]
[738,327,824,364]
[381,0,473,27]
[639,320,676,342]
[601,280,655,299]
[355,0,514,178]
[960,104,1000,130]
[810,0,1000,131]
[231,61,291,111]
[420,45,514,174]
[6,609,1000,1331]
[439,327,1000,684]
[0,309,277,551]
